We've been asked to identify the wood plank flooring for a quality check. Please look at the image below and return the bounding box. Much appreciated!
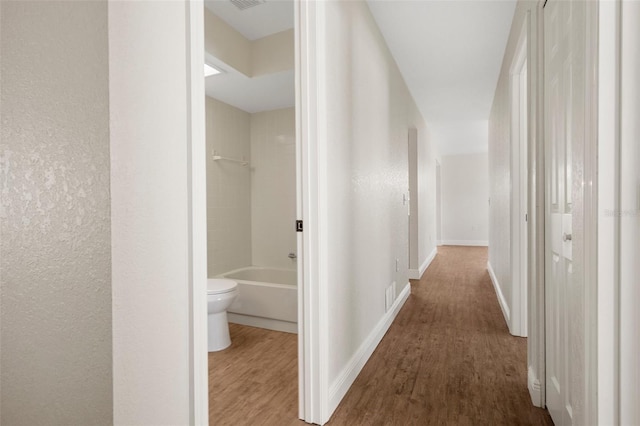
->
[209,246,553,425]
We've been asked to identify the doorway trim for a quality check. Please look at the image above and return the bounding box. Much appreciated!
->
[295,0,328,423]
[509,14,529,339]
[186,1,209,424]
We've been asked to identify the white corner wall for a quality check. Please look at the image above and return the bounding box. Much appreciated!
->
[1,1,113,424]
[417,126,438,277]
[488,0,537,328]
[109,2,195,424]
[206,97,252,276]
[317,1,435,419]
[440,153,489,246]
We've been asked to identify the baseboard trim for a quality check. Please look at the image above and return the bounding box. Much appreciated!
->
[528,366,543,407]
[409,247,437,279]
[420,248,437,276]
[487,261,510,326]
[327,283,411,418]
[441,240,488,247]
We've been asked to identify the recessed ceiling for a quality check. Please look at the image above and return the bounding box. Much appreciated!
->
[204,0,294,40]
[367,0,517,154]
[205,68,295,114]
[204,1,294,112]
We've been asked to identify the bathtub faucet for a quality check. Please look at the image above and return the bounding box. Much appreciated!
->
[288,252,297,260]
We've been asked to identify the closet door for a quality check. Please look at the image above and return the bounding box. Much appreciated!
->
[544,0,587,424]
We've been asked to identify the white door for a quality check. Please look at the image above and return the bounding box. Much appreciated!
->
[544,0,587,425]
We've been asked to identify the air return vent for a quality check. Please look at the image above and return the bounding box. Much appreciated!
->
[230,0,265,11]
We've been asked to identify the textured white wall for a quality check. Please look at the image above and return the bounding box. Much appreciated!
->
[320,0,432,387]
[440,153,489,245]
[0,1,112,424]
[109,2,192,424]
[206,97,252,276]
[251,108,297,269]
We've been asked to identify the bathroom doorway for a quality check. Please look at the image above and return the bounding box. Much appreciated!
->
[201,1,301,423]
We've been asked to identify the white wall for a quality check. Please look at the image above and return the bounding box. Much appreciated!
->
[206,97,252,276]
[109,2,196,424]
[0,2,113,423]
[416,126,438,276]
[488,0,538,329]
[619,1,640,422]
[251,107,297,269]
[488,0,544,406]
[440,153,489,246]
[319,0,435,418]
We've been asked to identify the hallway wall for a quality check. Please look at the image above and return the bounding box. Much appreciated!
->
[319,0,435,418]
[488,0,538,328]
[0,1,112,423]
[488,0,542,405]
[440,153,489,245]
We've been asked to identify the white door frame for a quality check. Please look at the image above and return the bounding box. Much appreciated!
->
[509,16,529,339]
[186,2,209,424]
[295,0,328,423]
[188,1,324,423]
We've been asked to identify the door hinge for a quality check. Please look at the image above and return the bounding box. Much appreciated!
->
[525,213,528,222]
[296,220,303,232]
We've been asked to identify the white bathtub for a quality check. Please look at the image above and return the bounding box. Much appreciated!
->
[219,266,297,334]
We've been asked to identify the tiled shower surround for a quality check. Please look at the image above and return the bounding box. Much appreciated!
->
[206,96,296,276]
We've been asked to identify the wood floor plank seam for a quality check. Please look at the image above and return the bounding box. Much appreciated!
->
[209,246,553,425]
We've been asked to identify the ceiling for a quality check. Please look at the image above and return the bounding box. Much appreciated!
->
[204,0,293,40]
[204,0,294,113]
[367,0,517,155]
[204,0,516,153]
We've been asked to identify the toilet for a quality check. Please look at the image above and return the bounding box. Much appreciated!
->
[207,278,238,352]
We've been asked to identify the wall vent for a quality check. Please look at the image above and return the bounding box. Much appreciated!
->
[230,0,266,11]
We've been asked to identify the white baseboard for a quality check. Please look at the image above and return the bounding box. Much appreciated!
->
[528,366,543,407]
[420,248,437,276]
[441,240,488,247]
[409,247,437,280]
[327,283,411,418]
[487,261,510,326]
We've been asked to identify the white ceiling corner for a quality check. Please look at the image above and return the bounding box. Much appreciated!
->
[204,0,294,41]
[367,0,517,154]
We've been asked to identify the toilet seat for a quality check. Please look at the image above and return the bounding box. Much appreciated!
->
[208,278,237,295]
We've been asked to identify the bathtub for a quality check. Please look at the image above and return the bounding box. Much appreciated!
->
[219,267,297,334]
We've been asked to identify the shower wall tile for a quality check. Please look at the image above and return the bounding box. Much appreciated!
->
[250,107,297,270]
[206,97,252,276]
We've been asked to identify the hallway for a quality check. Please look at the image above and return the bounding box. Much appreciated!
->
[210,246,552,425]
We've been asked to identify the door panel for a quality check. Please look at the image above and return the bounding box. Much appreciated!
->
[544,0,587,424]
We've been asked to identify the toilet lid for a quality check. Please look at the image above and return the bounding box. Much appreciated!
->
[208,278,237,295]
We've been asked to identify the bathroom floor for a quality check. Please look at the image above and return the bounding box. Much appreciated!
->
[208,323,302,426]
